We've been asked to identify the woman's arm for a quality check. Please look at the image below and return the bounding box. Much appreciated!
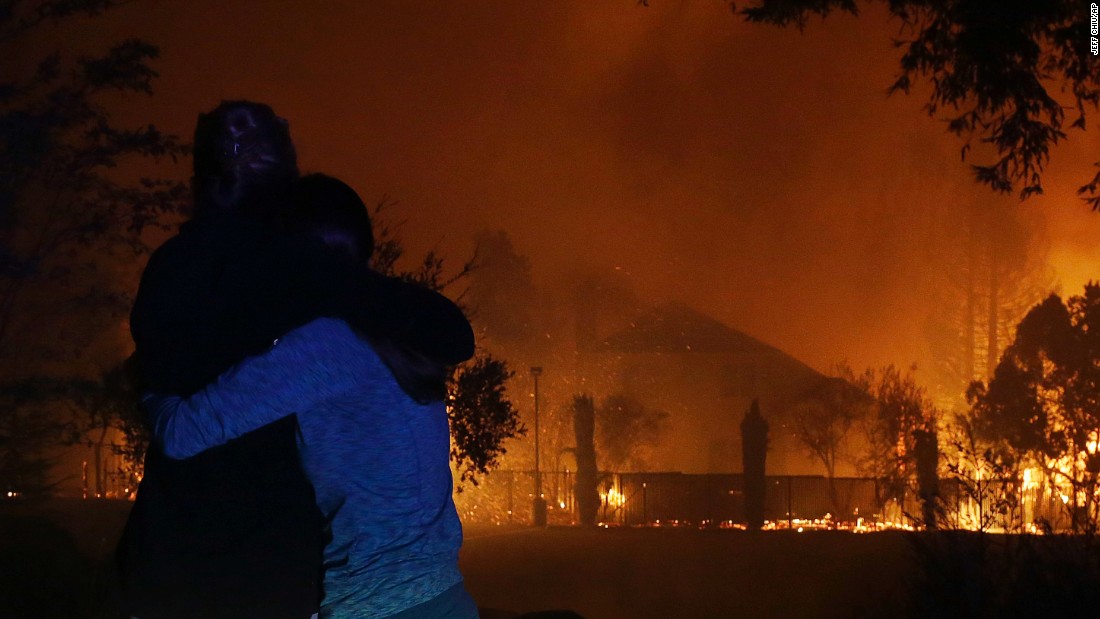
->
[145,317,368,459]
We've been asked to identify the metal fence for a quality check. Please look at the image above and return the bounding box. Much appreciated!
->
[454,471,885,527]
[607,473,884,527]
[454,470,1079,530]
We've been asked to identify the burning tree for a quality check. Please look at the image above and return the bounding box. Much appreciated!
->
[970,285,1100,533]
[940,407,1024,532]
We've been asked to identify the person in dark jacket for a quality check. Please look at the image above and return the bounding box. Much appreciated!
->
[116,101,473,619]
[144,173,477,619]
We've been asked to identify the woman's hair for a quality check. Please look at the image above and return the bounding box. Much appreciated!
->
[290,174,374,264]
[292,174,448,404]
[192,100,298,219]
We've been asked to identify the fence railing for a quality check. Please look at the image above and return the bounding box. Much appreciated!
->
[453,470,1079,531]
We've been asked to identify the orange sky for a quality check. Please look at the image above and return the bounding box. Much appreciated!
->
[15,0,1100,377]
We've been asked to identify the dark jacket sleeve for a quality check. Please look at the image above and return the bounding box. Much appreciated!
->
[356,271,475,366]
[265,232,475,367]
[129,232,208,394]
[134,220,475,396]
[131,214,272,395]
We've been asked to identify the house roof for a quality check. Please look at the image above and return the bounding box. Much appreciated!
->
[597,302,792,357]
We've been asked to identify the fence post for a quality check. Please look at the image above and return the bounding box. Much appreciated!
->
[619,473,624,525]
[704,475,711,525]
[787,476,793,529]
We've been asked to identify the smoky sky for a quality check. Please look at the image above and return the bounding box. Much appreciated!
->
[22,0,1100,375]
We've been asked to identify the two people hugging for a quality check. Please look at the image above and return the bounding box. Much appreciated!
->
[116,100,478,619]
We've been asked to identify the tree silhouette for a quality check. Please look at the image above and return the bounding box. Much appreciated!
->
[1,5,188,367]
[660,0,1100,205]
[466,229,536,346]
[572,394,599,526]
[924,196,1057,407]
[0,1,186,493]
[789,365,874,513]
[367,198,476,294]
[858,364,938,512]
[912,426,940,529]
[0,357,145,498]
[595,393,668,471]
[740,398,769,530]
[970,285,1100,533]
[0,377,76,496]
[941,407,1023,531]
[447,355,527,487]
[68,358,145,496]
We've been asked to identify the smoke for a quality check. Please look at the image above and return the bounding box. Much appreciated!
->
[45,0,1098,383]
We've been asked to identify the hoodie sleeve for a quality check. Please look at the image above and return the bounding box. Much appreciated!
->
[145,317,368,460]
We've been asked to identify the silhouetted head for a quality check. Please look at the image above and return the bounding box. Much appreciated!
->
[191,100,298,218]
[290,173,447,404]
[291,174,374,264]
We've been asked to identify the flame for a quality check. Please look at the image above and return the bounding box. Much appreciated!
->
[601,486,626,508]
[1022,468,1039,491]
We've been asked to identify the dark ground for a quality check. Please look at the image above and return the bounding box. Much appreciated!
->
[7,497,1100,619]
[1,498,915,619]
[16,498,1095,619]
[461,525,910,619]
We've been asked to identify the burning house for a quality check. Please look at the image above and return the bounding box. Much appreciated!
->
[574,301,830,475]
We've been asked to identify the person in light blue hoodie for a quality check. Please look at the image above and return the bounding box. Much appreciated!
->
[143,175,479,619]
